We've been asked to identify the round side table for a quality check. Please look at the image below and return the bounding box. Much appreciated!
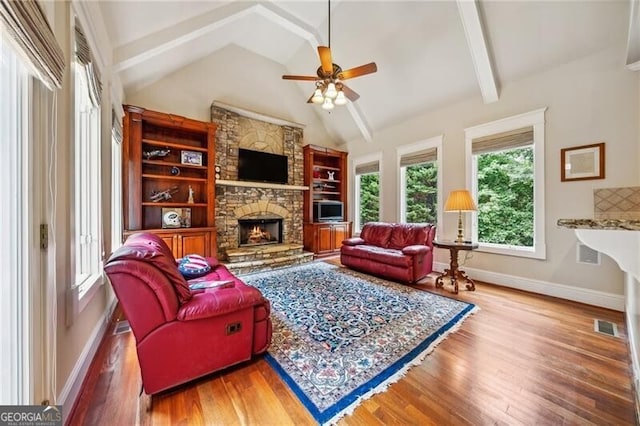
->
[434,240,478,294]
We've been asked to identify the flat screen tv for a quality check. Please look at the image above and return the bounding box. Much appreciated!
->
[313,201,344,222]
[238,148,288,184]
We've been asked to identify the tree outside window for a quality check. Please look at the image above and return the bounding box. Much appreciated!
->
[404,162,437,224]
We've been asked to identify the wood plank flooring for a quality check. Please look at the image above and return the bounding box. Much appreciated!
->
[68,260,638,425]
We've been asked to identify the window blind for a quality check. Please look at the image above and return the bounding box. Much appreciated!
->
[0,0,64,89]
[111,109,122,144]
[399,147,437,167]
[75,19,102,106]
[472,126,533,154]
[355,160,379,175]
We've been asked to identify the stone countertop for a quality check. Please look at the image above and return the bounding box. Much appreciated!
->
[557,218,640,231]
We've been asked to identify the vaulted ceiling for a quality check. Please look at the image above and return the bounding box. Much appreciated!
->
[96,0,633,144]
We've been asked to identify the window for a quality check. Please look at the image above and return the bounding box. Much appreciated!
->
[0,34,30,405]
[111,110,123,251]
[73,19,103,304]
[465,108,546,259]
[353,154,381,233]
[397,136,442,226]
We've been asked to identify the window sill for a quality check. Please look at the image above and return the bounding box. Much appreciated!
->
[77,272,103,313]
[477,242,546,260]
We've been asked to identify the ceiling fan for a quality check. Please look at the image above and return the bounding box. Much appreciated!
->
[282,0,377,110]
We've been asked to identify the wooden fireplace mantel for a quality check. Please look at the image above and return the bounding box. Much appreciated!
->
[216,179,308,191]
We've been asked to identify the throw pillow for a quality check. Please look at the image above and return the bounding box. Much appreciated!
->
[178,254,211,279]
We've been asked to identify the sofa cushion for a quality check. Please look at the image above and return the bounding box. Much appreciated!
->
[360,222,393,247]
[341,244,412,268]
[388,223,430,250]
[118,233,193,304]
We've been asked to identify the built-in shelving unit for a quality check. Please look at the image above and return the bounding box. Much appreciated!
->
[122,105,218,258]
[302,144,351,256]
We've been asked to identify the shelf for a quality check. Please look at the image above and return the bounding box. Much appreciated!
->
[142,139,208,152]
[142,202,208,207]
[142,174,207,182]
[313,165,340,171]
[313,178,340,184]
[143,159,207,170]
[315,191,340,195]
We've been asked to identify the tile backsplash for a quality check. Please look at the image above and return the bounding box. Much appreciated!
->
[594,186,640,220]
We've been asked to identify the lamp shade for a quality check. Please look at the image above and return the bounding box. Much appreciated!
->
[444,190,477,212]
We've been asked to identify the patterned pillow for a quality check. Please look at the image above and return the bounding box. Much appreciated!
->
[178,254,211,279]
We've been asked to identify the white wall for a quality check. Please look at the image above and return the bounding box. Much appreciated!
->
[126,44,337,148]
[347,44,639,298]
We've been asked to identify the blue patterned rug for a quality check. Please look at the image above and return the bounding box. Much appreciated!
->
[241,262,476,425]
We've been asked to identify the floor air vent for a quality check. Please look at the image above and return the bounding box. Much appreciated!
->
[113,320,131,335]
[594,319,619,337]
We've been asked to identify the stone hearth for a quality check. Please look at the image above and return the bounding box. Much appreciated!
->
[211,102,313,272]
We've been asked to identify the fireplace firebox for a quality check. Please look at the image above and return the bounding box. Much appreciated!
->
[238,218,283,247]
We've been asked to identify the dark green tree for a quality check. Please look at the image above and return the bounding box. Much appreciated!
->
[405,162,437,224]
[477,147,534,246]
[359,173,380,225]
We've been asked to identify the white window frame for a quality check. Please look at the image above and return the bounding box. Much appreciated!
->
[111,122,122,252]
[396,135,443,234]
[73,56,102,311]
[464,108,547,259]
[352,152,383,234]
[0,34,32,405]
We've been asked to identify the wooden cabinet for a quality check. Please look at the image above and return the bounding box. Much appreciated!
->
[122,105,218,258]
[304,222,351,256]
[302,144,350,256]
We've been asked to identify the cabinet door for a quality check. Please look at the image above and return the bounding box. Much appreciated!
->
[158,235,177,255]
[332,224,349,250]
[317,225,334,254]
[178,232,211,257]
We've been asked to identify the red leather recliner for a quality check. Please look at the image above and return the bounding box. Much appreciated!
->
[104,232,272,395]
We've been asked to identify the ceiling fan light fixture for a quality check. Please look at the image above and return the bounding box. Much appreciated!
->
[321,97,335,110]
[325,82,338,99]
[334,90,347,106]
[311,88,324,104]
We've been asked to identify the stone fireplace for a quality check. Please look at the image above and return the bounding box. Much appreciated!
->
[211,102,306,263]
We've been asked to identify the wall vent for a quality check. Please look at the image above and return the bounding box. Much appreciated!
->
[594,319,619,337]
[577,243,601,265]
[113,320,131,335]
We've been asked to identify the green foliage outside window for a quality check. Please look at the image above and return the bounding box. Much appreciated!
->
[359,173,380,225]
[405,162,437,224]
[477,147,534,246]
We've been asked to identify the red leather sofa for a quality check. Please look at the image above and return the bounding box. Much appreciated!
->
[104,232,272,395]
[340,222,436,284]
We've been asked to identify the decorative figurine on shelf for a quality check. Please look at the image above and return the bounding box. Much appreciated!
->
[150,185,179,202]
[327,171,335,181]
[143,147,170,160]
[187,185,195,204]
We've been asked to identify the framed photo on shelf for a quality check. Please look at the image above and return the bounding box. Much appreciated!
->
[161,208,192,228]
[561,142,605,182]
[181,150,203,166]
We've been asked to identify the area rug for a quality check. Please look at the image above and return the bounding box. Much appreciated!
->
[241,262,477,425]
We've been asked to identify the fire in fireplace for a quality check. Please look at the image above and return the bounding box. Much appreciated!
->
[238,218,283,247]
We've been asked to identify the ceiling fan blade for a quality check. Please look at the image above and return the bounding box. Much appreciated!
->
[341,84,360,102]
[318,46,333,75]
[282,75,318,81]
[337,62,378,80]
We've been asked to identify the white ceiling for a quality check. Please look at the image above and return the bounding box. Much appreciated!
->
[96,0,633,144]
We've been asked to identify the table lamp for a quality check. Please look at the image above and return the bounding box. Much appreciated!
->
[444,189,477,243]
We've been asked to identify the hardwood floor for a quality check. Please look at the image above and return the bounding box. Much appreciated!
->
[68,261,638,425]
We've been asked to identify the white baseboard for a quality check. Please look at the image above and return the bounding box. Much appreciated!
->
[58,298,118,420]
[434,261,624,311]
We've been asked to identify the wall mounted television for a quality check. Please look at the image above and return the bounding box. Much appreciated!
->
[238,148,288,184]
